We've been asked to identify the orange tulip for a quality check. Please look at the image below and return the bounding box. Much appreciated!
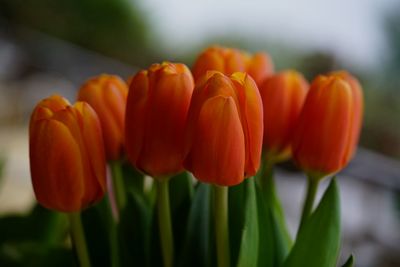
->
[292,72,363,178]
[126,75,134,88]
[184,71,263,186]
[192,46,274,87]
[29,95,107,212]
[259,70,309,161]
[77,74,128,161]
[125,62,194,177]
[329,71,364,160]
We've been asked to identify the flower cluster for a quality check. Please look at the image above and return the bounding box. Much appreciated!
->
[29,45,363,267]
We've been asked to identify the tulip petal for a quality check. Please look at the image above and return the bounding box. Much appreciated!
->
[139,71,193,176]
[78,75,128,160]
[74,102,107,206]
[103,81,128,158]
[125,71,150,168]
[187,96,245,186]
[225,49,247,75]
[30,95,70,132]
[231,73,264,177]
[246,52,274,86]
[30,119,85,212]
[293,77,353,175]
[260,71,308,160]
[193,48,226,81]
[36,95,70,113]
[184,72,238,157]
[51,105,104,206]
[330,71,363,162]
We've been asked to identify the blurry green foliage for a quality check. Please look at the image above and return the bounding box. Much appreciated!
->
[361,83,400,159]
[385,5,400,74]
[358,4,400,159]
[0,0,153,66]
[0,205,73,267]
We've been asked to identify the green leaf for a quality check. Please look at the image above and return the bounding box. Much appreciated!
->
[255,184,274,267]
[81,198,113,267]
[269,193,292,266]
[260,182,291,265]
[149,204,163,267]
[178,183,212,267]
[283,178,341,267]
[256,158,292,267]
[121,161,145,197]
[0,242,75,267]
[228,180,246,266]
[341,255,354,267]
[236,178,259,267]
[169,172,194,257]
[0,204,73,266]
[256,160,292,267]
[118,190,151,267]
[0,205,67,245]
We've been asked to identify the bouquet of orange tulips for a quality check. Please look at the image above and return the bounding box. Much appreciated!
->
[28,46,362,267]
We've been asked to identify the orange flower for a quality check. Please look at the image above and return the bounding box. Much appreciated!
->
[126,75,134,88]
[77,74,128,161]
[259,70,309,161]
[29,95,107,212]
[184,71,263,186]
[329,71,364,160]
[125,62,194,178]
[192,46,273,87]
[292,72,363,178]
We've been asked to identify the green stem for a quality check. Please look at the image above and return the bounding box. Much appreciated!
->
[298,175,320,232]
[156,179,174,267]
[110,161,126,211]
[213,185,230,267]
[68,213,91,267]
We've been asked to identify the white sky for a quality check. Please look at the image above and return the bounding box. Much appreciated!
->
[136,0,398,70]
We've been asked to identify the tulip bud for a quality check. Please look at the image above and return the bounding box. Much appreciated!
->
[77,74,128,161]
[329,71,364,160]
[192,46,273,87]
[126,75,134,88]
[125,62,194,178]
[259,70,309,161]
[184,71,263,186]
[29,95,107,212]
[292,72,363,178]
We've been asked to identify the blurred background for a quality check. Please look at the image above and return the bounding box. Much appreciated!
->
[0,0,399,266]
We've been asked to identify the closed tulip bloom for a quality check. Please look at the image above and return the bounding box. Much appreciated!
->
[329,71,364,160]
[259,70,309,161]
[30,95,107,212]
[246,52,274,87]
[184,71,263,186]
[77,74,128,161]
[126,75,134,88]
[292,73,363,178]
[125,62,194,177]
[192,46,273,87]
